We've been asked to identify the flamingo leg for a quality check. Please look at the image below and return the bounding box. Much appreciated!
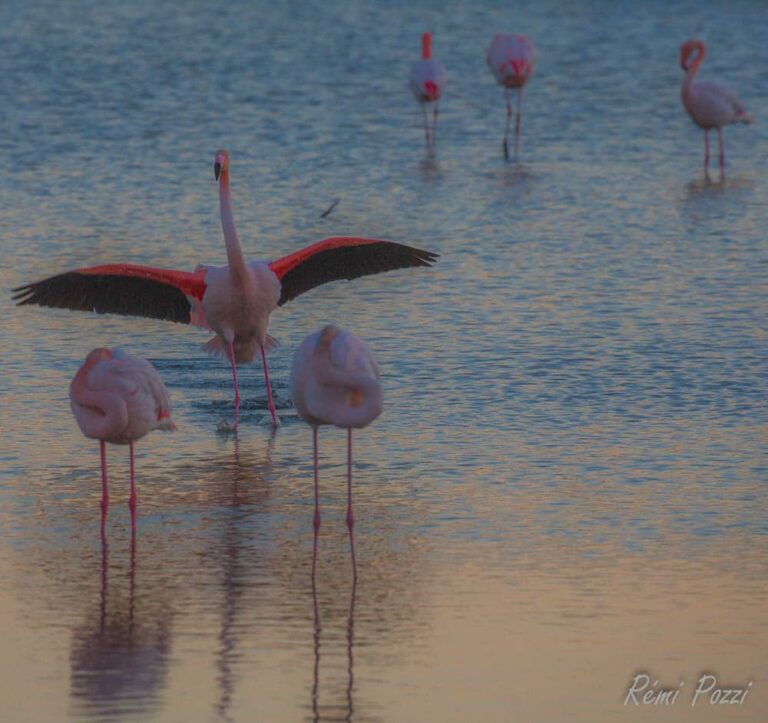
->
[703,129,710,176]
[717,127,725,179]
[431,102,439,150]
[100,440,109,533]
[515,87,524,159]
[259,344,279,427]
[503,88,512,161]
[227,341,240,431]
[346,429,357,581]
[312,426,320,579]
[129,441,137,531]
[422,103,431,151]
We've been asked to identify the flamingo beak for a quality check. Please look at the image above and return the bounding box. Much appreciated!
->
[213,161,221,181]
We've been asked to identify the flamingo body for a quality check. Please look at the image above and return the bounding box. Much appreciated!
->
[291,325,382,580]
[70,348,175,531]
[487,34,536,89]
[290,325,382,430]
[200,260,280,363]
[13,151,437,429]
[680,39,752,177]
[71,348,175,444]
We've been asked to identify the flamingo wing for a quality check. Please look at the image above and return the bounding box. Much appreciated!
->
[268,237,438,306]
[12,263,208,325]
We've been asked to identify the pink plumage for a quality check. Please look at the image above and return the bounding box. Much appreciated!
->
[680,39,753,178]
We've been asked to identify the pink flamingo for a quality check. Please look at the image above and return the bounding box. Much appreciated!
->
[409,32,446,152]
[680,39,753,179]
[70,348,175,533]
[290,325,383,580]
[486,34,536,160]
[13,150,437,431]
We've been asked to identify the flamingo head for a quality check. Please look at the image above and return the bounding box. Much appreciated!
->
[421,32,432,60]
[680,39,704,71]
[213,149,230,181]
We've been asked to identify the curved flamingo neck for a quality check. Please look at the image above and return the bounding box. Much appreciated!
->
[684,42,706,82]
[218,171,249,283]
[422,33,432,60]
[71,362,129,440]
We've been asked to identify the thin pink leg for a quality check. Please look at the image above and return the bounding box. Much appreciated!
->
[129,441,137,532]
[312,427,320,579]
[514,87,524,159]
[100,441,109,533]
[227,342,240,431]
[717,127,725,180]
[346,429,357,581]
[259,345,278,427]
[422,103,431,151]
[431,102,439,150]
[703,129,710,176]
[503,88,512,161]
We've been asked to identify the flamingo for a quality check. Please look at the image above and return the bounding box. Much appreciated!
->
[290,325,383,580]
[70,348,175,533]
[486,34,536,160]
[409,32,446,152]
[680,39,753,179]
[13,150,438,431]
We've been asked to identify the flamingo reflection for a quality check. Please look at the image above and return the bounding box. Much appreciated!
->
[69,528,171,720]
[311,571,357,722]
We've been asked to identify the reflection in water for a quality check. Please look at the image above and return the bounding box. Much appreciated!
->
[311,574,356,723]
[418,155,441,183]
[70,529,171,720]
[213,436,274,722]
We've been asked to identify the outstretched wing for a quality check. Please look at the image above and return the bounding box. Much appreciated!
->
[269,237,438,306]
[12,263,208,325]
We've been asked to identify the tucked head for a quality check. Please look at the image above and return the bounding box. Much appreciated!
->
[85,348,113,366]
[213,149,230,180]
[680,39,705,70]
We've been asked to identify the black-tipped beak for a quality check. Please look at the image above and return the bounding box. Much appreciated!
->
[214,162,221,180]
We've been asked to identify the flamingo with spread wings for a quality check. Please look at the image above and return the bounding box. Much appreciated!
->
[13,150,438,430]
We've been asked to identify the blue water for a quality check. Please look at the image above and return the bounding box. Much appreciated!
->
[1,1,766,721]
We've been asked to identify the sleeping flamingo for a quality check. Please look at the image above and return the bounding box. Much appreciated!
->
[13,150,437,431]
[70,348,175,533]
[290,325,383,580]
[409,32,446,152]
[486,34,536,160]
[680,39,753,179]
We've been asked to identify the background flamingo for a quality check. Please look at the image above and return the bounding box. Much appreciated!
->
[13,150,437,431]
[409,32,446,152]
[486,34,536,160]
[680,39,753,179]
[70,348,175,533]
[290,325,383,580]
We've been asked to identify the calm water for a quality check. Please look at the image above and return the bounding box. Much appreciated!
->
[1,0,767,721]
